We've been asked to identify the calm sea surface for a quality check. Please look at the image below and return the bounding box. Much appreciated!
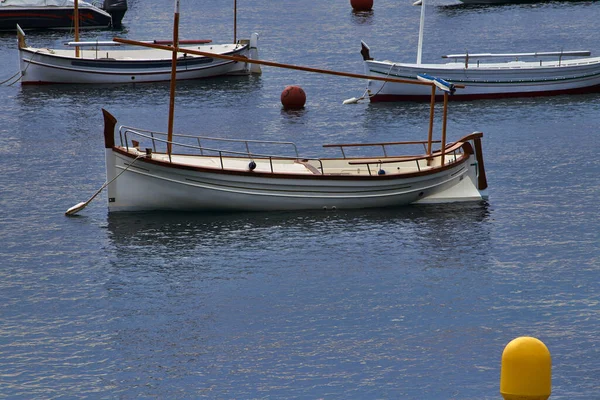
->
[1,0,599,398]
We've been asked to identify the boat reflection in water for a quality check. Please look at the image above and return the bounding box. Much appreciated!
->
[105,203,492,271]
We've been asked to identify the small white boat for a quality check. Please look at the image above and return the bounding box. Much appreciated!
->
[97,108,487,213]
[65,0,488,215]
[360,0,600,101]
[17,25,261,84]
[94,67,487,213]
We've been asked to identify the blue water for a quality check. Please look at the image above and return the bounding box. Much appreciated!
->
[1,0,599,398]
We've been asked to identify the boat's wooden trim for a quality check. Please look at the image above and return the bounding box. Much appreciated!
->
[113,37,439,88]
[17,25,26,49]
[454,132,483,143]
[103,109,117,149]
[473,135,488,190]
[110,144,471,181]
[347,143,467,166]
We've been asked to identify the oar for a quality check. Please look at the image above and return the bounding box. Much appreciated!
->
[343,88,370,104]
[65,182,109,216]
[65,153,147,216]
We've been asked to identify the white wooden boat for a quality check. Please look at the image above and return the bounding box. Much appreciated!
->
[98,108,488,213]
[360,1,600,101]
[65,0,488,215]
[17,25,260,84]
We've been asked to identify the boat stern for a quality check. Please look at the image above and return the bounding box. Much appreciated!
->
[103,0,128,28]
[238,32,261,74]
[249,32,261,74]
[414,132,488,204]
[102,109,119,208]
[16,24,26,50]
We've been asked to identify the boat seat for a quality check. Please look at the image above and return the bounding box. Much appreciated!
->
[295,159,321,174]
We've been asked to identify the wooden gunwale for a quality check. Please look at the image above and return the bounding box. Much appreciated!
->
[110,145,472,181]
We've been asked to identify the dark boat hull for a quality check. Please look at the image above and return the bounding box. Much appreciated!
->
[0,1,126,31]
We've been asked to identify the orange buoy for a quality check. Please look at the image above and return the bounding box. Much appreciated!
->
[351,0,373,11]
[281,85,306,109]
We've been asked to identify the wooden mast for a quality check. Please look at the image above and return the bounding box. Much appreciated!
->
[426,84,435,164]
[74,0,80,57]
[167,0,180,156]
[440,91,449,167]
[113,37,452,89]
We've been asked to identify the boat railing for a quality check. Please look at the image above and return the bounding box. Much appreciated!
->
[345,145,464,175]
[323,139,442,158]
[120,125,300,157]
[442,50,591,68]
[119,126,327,173]
[118,127,469,176]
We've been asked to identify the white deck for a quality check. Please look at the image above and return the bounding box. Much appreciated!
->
[131,149,444,176]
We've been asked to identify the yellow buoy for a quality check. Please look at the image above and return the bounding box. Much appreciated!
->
[500,336,551,400]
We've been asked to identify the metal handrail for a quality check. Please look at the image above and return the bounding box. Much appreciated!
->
[120,125,300,158]
[117,126,460,177]
[119,126,325,174]
[323,139,442,158]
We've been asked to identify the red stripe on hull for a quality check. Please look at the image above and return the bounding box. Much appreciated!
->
[369,84,600,102]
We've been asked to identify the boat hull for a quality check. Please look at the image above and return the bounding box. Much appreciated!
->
[459,0,583,4]
[19,35,259,84]
[104,147,485,213]
[364,58,600,102]
[0,5,112,31]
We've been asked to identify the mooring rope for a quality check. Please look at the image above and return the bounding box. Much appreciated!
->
[0,71,21,86]
[3,49,41,86]
[65,152,149,216]
[370,62,397,98]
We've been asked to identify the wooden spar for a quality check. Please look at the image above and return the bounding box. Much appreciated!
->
[116,21,457,160]
[112,36,465,88]
[167,0,180,156]
[440,91,449,168]
[426,84,435,161]
[74,0,80,57]
[442,50,591,59]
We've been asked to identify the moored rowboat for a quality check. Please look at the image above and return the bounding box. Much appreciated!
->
[65,0,489,216]
[363,45,600,102]
[99,107,488,213]
[17,25,260,84]
[359,0,600,102]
